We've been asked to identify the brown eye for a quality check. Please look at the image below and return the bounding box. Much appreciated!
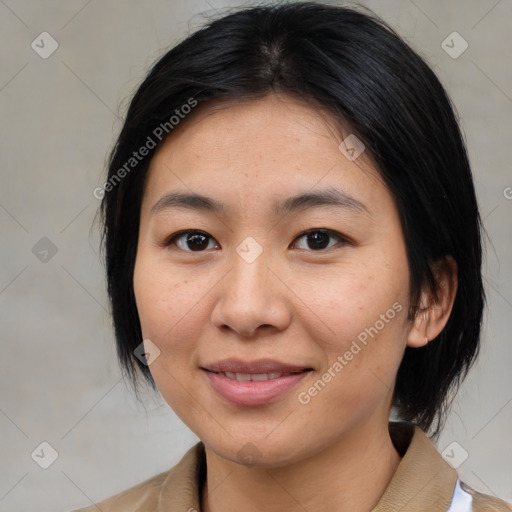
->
[166,230,219,252]
[292,229,348,251]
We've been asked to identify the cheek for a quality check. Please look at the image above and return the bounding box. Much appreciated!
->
[133,251,214,384]
[293,256,409,351]
[134,251,194,338]
[292,247,410,403]
[133,256,203,415]
[295,302,408,429]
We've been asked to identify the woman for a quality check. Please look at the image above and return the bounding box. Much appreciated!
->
[75,2,511,510]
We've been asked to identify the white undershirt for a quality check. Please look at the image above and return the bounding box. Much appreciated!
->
[447,479,474,511]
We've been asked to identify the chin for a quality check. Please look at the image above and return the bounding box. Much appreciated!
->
[203,433,311,469]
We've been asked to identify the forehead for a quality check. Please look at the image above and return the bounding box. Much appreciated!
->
[142,94,389,216]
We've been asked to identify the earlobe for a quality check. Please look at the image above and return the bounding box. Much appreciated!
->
[407,255,458,348]
[407,307,431,348]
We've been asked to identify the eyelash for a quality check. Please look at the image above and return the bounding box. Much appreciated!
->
[163,228,352,253]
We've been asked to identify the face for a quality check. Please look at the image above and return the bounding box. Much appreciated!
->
[133,94,413,468]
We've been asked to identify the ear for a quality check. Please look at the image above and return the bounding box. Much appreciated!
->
[407,255,458,348]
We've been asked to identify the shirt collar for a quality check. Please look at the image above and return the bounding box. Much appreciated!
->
[157,421,458,512]
[373,421,458,511]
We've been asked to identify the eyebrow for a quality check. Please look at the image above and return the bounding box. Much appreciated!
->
[150,187,369,217]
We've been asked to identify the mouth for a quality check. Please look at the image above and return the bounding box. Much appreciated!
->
[201,358,313,375]
[211,371,304,382]
[201,359,313,406]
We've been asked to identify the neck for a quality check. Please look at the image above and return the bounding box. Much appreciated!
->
[201,421,401,512]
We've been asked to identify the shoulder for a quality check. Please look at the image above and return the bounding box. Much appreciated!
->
[71,442,204,512]
[380,422,512,511]
[71,469,168,511]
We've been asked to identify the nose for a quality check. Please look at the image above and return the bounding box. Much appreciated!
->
[210,249,292,338]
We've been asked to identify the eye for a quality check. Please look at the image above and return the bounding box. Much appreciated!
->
[164,228,350,253]
[165,230,219,252]
[291,229,349,251]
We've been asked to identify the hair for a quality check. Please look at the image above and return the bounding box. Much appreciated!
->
[100,1,484,437]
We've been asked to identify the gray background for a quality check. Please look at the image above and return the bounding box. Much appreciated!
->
[1,0,511,510]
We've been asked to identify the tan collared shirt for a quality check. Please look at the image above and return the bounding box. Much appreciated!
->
[73,422,511,511]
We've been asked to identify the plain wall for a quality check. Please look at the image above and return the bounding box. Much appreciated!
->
[1,1,511,510]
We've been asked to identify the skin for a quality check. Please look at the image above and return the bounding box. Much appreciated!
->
[133,94,457,512]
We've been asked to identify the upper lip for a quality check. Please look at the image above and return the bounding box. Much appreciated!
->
[201,359,313,374]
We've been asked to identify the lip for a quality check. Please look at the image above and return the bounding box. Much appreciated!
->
[201,358,312,374]
[201,359,313,406]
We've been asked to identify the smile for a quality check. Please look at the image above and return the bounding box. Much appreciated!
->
[202,367,312,406]
[219,371,297,381]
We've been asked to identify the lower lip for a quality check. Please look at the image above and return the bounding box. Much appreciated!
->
[202,370,311,406]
